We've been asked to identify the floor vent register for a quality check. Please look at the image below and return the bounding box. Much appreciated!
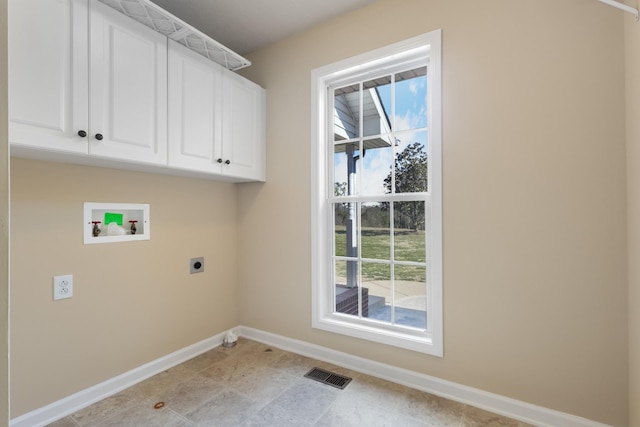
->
[304,367,352,390]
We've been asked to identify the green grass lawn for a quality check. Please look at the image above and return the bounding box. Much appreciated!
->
[334,226,426,281]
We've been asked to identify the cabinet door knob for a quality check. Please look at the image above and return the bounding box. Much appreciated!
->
[95,133,104,141]
[77,130,87,138]
[225,160,231,165]
[217,158,223,163]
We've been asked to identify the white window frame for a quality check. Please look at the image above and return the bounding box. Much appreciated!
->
[311,30,443,356]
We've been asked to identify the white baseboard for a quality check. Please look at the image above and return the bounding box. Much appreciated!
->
[10,330,228,427]
[238,326,611,427]
[11,326,611,427]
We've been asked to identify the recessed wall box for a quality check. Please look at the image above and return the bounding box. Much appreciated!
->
[84,202,150,244]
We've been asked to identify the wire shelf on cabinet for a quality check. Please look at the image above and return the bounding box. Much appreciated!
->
[96,0,251,71]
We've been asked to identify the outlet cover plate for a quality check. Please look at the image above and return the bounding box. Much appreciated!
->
[53,274,73,300]
[190,257,204,274]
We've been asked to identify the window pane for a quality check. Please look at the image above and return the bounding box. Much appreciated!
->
[394,265,427,329]
[334,142,359,196]
[394,201,426,262]
[335,260,360,317]
[362,262,391,323]
[361,138,393,196]
[392,131,428,193]
[361,203,390,260]
[363,76,391,137]
[334,203,347,257]
[334,84,360,141]
[394,67,427,132]
[334,202,357,258]
[334,259,347,286]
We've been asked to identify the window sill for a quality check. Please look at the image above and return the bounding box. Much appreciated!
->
[313,313,443,356]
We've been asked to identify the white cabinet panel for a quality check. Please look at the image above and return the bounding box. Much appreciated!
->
[222,70,266,181]
[89,0,167,164]
[168,40,222,172]
[9,0,89,154]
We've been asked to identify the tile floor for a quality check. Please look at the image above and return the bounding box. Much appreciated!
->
[47,338,534,426]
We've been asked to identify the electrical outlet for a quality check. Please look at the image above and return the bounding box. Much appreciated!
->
[53,274,73,300]
[190,257,204,274]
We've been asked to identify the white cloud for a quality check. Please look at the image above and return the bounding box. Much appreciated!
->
[361,148,392,196]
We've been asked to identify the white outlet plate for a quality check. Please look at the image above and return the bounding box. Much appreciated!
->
[53,274,73,301]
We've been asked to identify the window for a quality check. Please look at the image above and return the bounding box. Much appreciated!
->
[311,30,442,356]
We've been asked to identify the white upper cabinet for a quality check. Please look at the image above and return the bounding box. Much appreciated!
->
[10,0,167,165]
[168,40,222,173]
[169,41,266,181]
[89,0,167,164]
[9,0,89,154]
[221,70,266,181]
[9,0,265,182]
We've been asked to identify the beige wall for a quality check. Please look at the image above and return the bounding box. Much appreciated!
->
[0,0,8,425]
[626,12,640,427]
[238,0,629,425]
[10,159,239,416]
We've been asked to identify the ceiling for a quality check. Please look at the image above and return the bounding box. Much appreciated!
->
[148,0,378,56]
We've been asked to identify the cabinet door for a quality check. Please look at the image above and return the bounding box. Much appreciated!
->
[168,41,223,173]
[9,0,89,154]
[89,0,167,165]
[221,70,266,181]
